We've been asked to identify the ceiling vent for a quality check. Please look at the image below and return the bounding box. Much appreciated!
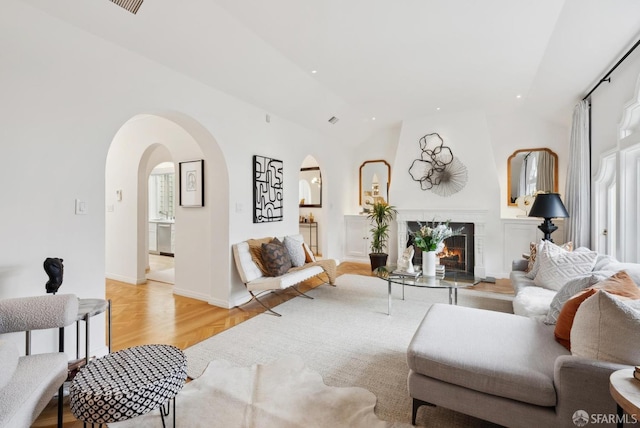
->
[109,0,144,14]
[328,116,339,124]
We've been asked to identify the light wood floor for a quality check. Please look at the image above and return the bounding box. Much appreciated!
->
[33,262,512,427]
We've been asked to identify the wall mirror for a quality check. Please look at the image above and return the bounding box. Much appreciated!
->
[359,160,391,210]
[299,167,322,207]
[507,148,558,206]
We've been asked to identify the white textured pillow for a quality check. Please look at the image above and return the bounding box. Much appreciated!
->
[533,244,597,291]
[525,241,574,280]
[283,236,306,267]
[571,291,640,365]
[544,271,614,325]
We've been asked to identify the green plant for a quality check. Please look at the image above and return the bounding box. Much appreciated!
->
[367,202,397,254]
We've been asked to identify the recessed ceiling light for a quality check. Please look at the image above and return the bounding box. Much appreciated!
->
[311,70,317,74]
[371,117,376,121]
[516,94,522,99]
[436,107,441,111]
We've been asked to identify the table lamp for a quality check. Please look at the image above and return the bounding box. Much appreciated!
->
[528,193,569,242]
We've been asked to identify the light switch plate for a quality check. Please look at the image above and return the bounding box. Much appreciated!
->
[75,199,88,215]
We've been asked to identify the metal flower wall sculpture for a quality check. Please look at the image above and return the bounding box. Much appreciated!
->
[408,133,468,197]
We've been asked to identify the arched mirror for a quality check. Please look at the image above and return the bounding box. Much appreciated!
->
[359,160,391,210]
[299,167,322,207]
[507,148,558,206]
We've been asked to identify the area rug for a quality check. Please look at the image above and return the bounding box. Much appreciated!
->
[111,355,409,427]
[183,274,509,427]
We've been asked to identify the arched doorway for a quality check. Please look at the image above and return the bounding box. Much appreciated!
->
[104,113,232,307]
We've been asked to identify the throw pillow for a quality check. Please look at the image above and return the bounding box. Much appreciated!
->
[553,271,640,349]
[533,244,597,291]
[525,241,573,279]
[554,288,597,350]
[591,270,640,298]
[525,241,537,273]
[571,291,640,365]
[247,237,274,275]
[302,242,316,263]
[544,274,602,325]
[261,238,293,277]
[283,236,306,267]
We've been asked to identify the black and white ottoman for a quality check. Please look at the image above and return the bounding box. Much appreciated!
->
[70,344,187,426]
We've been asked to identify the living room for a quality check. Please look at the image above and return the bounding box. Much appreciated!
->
[2,0,640,427]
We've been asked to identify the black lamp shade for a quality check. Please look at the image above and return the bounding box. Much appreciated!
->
[528,193,569,219]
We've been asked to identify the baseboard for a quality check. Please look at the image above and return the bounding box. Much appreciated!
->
[105,272,146,284]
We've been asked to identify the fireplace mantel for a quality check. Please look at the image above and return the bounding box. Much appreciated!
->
[396,209,488,278]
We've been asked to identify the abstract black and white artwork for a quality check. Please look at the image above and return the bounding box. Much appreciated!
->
[253,155,283,223]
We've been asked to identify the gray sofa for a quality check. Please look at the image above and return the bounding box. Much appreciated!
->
[510,252,640,319]
[406,248,640,428]
[0,294,79,427]
[407,303,629,428]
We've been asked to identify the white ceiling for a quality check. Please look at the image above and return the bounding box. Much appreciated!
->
[23,0,640,144]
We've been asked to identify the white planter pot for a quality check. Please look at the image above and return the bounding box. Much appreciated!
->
[422,251,436,277]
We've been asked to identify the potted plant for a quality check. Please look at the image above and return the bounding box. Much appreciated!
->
[367,201,397,271]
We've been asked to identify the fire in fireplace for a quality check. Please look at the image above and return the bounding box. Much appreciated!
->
[407,222,475,278]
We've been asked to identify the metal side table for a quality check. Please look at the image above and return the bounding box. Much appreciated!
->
[76,298,111,364]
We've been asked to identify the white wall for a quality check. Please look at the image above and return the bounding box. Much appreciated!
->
[591,48,640,172]
[590,46,640,261]
[0,1,348,357]
[389,109,570,277]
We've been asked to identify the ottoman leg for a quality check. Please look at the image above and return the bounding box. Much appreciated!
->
[159,397,176,428]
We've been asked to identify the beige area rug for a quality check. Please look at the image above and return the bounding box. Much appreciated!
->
[184,274,511,427]
[146,267,174,284]
[111,355,409,428]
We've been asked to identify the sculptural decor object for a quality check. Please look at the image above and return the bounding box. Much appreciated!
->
[44,257,64,294]
[408,133,468,197]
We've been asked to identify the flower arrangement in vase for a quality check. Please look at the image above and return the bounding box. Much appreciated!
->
[411,220,461,276]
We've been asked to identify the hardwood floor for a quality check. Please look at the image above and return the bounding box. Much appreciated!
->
[33,262,370,427]
[33,262,512,427]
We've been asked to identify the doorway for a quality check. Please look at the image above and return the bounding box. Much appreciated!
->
[147,161,176,284]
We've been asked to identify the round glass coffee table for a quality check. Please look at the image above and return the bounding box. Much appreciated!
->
[374,266,467,315]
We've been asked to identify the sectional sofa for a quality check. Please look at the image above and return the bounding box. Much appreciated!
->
[406,241,640,428]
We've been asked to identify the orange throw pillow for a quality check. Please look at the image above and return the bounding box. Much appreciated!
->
[555,288,597,350]
[247,237,274,275]
[591,270,640,298]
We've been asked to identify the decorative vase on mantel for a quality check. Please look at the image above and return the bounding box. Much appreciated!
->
[422,251,437,277]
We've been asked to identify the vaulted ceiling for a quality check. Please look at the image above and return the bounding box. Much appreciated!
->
[23,0,640,144]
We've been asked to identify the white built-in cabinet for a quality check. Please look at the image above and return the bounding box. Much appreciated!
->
[501,218,565,273]
[344,215,371,262]
[149,222,158,253]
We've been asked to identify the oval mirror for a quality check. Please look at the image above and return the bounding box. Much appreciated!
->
[299,167,322,207]
[507,148,558,206]
[359,160,391,211]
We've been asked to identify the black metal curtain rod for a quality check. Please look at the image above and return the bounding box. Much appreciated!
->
[583,38,640,100]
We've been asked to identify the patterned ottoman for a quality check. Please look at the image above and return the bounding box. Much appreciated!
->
[70,344,187,426]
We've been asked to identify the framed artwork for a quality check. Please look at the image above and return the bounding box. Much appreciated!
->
[253,155,283,223]
[179,159,204,207]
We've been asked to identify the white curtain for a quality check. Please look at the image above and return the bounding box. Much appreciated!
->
[564,100,591,248]
[536,150,555,192]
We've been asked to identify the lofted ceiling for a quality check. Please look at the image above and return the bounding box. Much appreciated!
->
[22,0,640,144]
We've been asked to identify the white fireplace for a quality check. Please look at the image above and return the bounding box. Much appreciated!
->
[396,209,488,279]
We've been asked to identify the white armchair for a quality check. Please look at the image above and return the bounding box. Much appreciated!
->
[0,294,79,427]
